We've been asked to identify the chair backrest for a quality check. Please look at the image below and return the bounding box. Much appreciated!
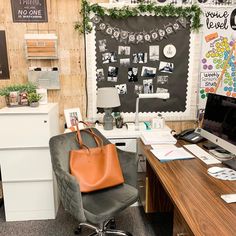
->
[49,128,110,222]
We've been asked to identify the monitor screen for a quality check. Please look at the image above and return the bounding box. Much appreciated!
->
[198,93,236,155]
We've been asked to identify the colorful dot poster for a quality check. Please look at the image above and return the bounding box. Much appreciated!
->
[199,6,236,109]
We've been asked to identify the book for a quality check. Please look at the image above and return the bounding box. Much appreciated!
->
[141,131,177,145]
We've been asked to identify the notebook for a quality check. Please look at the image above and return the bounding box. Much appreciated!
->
[151,147,195,162]
[141,131,177,145]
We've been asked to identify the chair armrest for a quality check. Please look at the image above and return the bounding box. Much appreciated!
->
[117,149,138,188]
[54,168,86,222]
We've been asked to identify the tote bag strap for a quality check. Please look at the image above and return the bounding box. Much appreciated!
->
[75,122,103,149]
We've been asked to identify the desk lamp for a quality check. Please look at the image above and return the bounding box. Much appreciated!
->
[135,93,170,131]
[214,32,236,93]
[97,87,121,130]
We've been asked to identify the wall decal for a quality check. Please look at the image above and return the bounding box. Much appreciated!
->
[163,44,176,58]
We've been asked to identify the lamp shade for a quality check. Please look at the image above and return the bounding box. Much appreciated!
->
[97,87,120,108]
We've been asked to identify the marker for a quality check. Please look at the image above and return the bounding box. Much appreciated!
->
[165,150,174,156]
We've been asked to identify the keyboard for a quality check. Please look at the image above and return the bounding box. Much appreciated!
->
[184,144,221,165]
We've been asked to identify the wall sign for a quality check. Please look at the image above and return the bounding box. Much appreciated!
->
[0,31,10,80]
[199,6,236,109]
[11,0,48,22]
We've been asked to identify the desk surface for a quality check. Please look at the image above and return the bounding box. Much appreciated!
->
[140,139,236,236]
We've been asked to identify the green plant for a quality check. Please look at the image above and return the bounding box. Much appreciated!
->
[75,0,202,34]
[0,83,37,96]
[27,92,42,103]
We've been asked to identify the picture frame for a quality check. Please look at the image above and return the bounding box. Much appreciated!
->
[64,108,83,129]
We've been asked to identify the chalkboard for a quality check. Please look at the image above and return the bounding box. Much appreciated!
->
[95,15,191,113]
[0,31,10,80]
[11,0,48,23]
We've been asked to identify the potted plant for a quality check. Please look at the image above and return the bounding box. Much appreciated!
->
[27,92,42,107]
[0,83,37,106]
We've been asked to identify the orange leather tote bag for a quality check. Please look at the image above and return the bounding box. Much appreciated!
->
[70,124,124,193]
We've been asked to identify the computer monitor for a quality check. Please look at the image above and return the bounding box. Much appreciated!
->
[197,93,236,156]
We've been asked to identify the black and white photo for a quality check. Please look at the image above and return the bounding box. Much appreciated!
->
[141,66,157,78]
[159,61,174,73]
[157,75,169,84]
[134,85,143,94]
[98,39,107,52]
[128,67,138,82]
[102,52,117,63]
[120,58,130,66]
[115,84,127,94]
[156,87,168,93]
[107,66,118,82]
[132,52,147,63]
[96,68,105,81]
[149,45,159,61]
[143,79,153,94]
[118,46,130,55]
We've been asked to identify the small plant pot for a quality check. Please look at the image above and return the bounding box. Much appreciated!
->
[5,95,10,106]
[30,102,39,107]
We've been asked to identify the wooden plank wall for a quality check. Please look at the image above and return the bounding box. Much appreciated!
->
[0,0,196,132]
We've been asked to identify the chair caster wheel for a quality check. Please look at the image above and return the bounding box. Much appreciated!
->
[109,219,116,229]
[74,226,81,235]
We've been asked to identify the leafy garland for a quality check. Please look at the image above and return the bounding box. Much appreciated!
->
[75,0,202,34]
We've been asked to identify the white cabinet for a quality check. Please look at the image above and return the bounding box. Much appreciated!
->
[0,104,59,221]
[96,126,139,153]
[109,138,137,153]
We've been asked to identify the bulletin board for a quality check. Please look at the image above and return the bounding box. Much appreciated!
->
[86,5,198,122]
[199,6,236,109]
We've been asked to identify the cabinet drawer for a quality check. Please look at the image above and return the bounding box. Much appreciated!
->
[3,181,56,221]
[0,114,50,148]
[0,148,52,181]
[109,138,137,153]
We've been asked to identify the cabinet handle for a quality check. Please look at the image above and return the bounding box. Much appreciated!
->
[177,233,188,236]
[44,120,47,123]
[115,142,126,146]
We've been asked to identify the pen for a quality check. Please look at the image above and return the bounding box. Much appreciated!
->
[165,150,174,156]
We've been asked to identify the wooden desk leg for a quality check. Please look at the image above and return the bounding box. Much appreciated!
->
[139,160,173,213]
[173,208,193,236]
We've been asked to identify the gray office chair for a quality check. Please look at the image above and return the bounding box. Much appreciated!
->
[49,128,138,236]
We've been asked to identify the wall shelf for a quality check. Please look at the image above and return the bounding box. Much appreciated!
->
[24,34,58,60]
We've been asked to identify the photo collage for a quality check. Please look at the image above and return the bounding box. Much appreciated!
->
[96,39,176,95]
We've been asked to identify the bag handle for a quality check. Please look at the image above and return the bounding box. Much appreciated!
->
[75,121,103,149]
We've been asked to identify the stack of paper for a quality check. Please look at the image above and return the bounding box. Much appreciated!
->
[140,131,177,145]
[150,146,195,162]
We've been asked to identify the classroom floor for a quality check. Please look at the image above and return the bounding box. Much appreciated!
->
[0,203,173,236]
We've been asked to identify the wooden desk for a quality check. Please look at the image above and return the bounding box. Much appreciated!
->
[138,139,236,236]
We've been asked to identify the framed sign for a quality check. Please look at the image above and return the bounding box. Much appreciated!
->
[64,108,83,129]
[0,31,10,80]
[11,0,48,23]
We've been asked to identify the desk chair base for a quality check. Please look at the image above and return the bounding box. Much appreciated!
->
[75,218,132,236]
